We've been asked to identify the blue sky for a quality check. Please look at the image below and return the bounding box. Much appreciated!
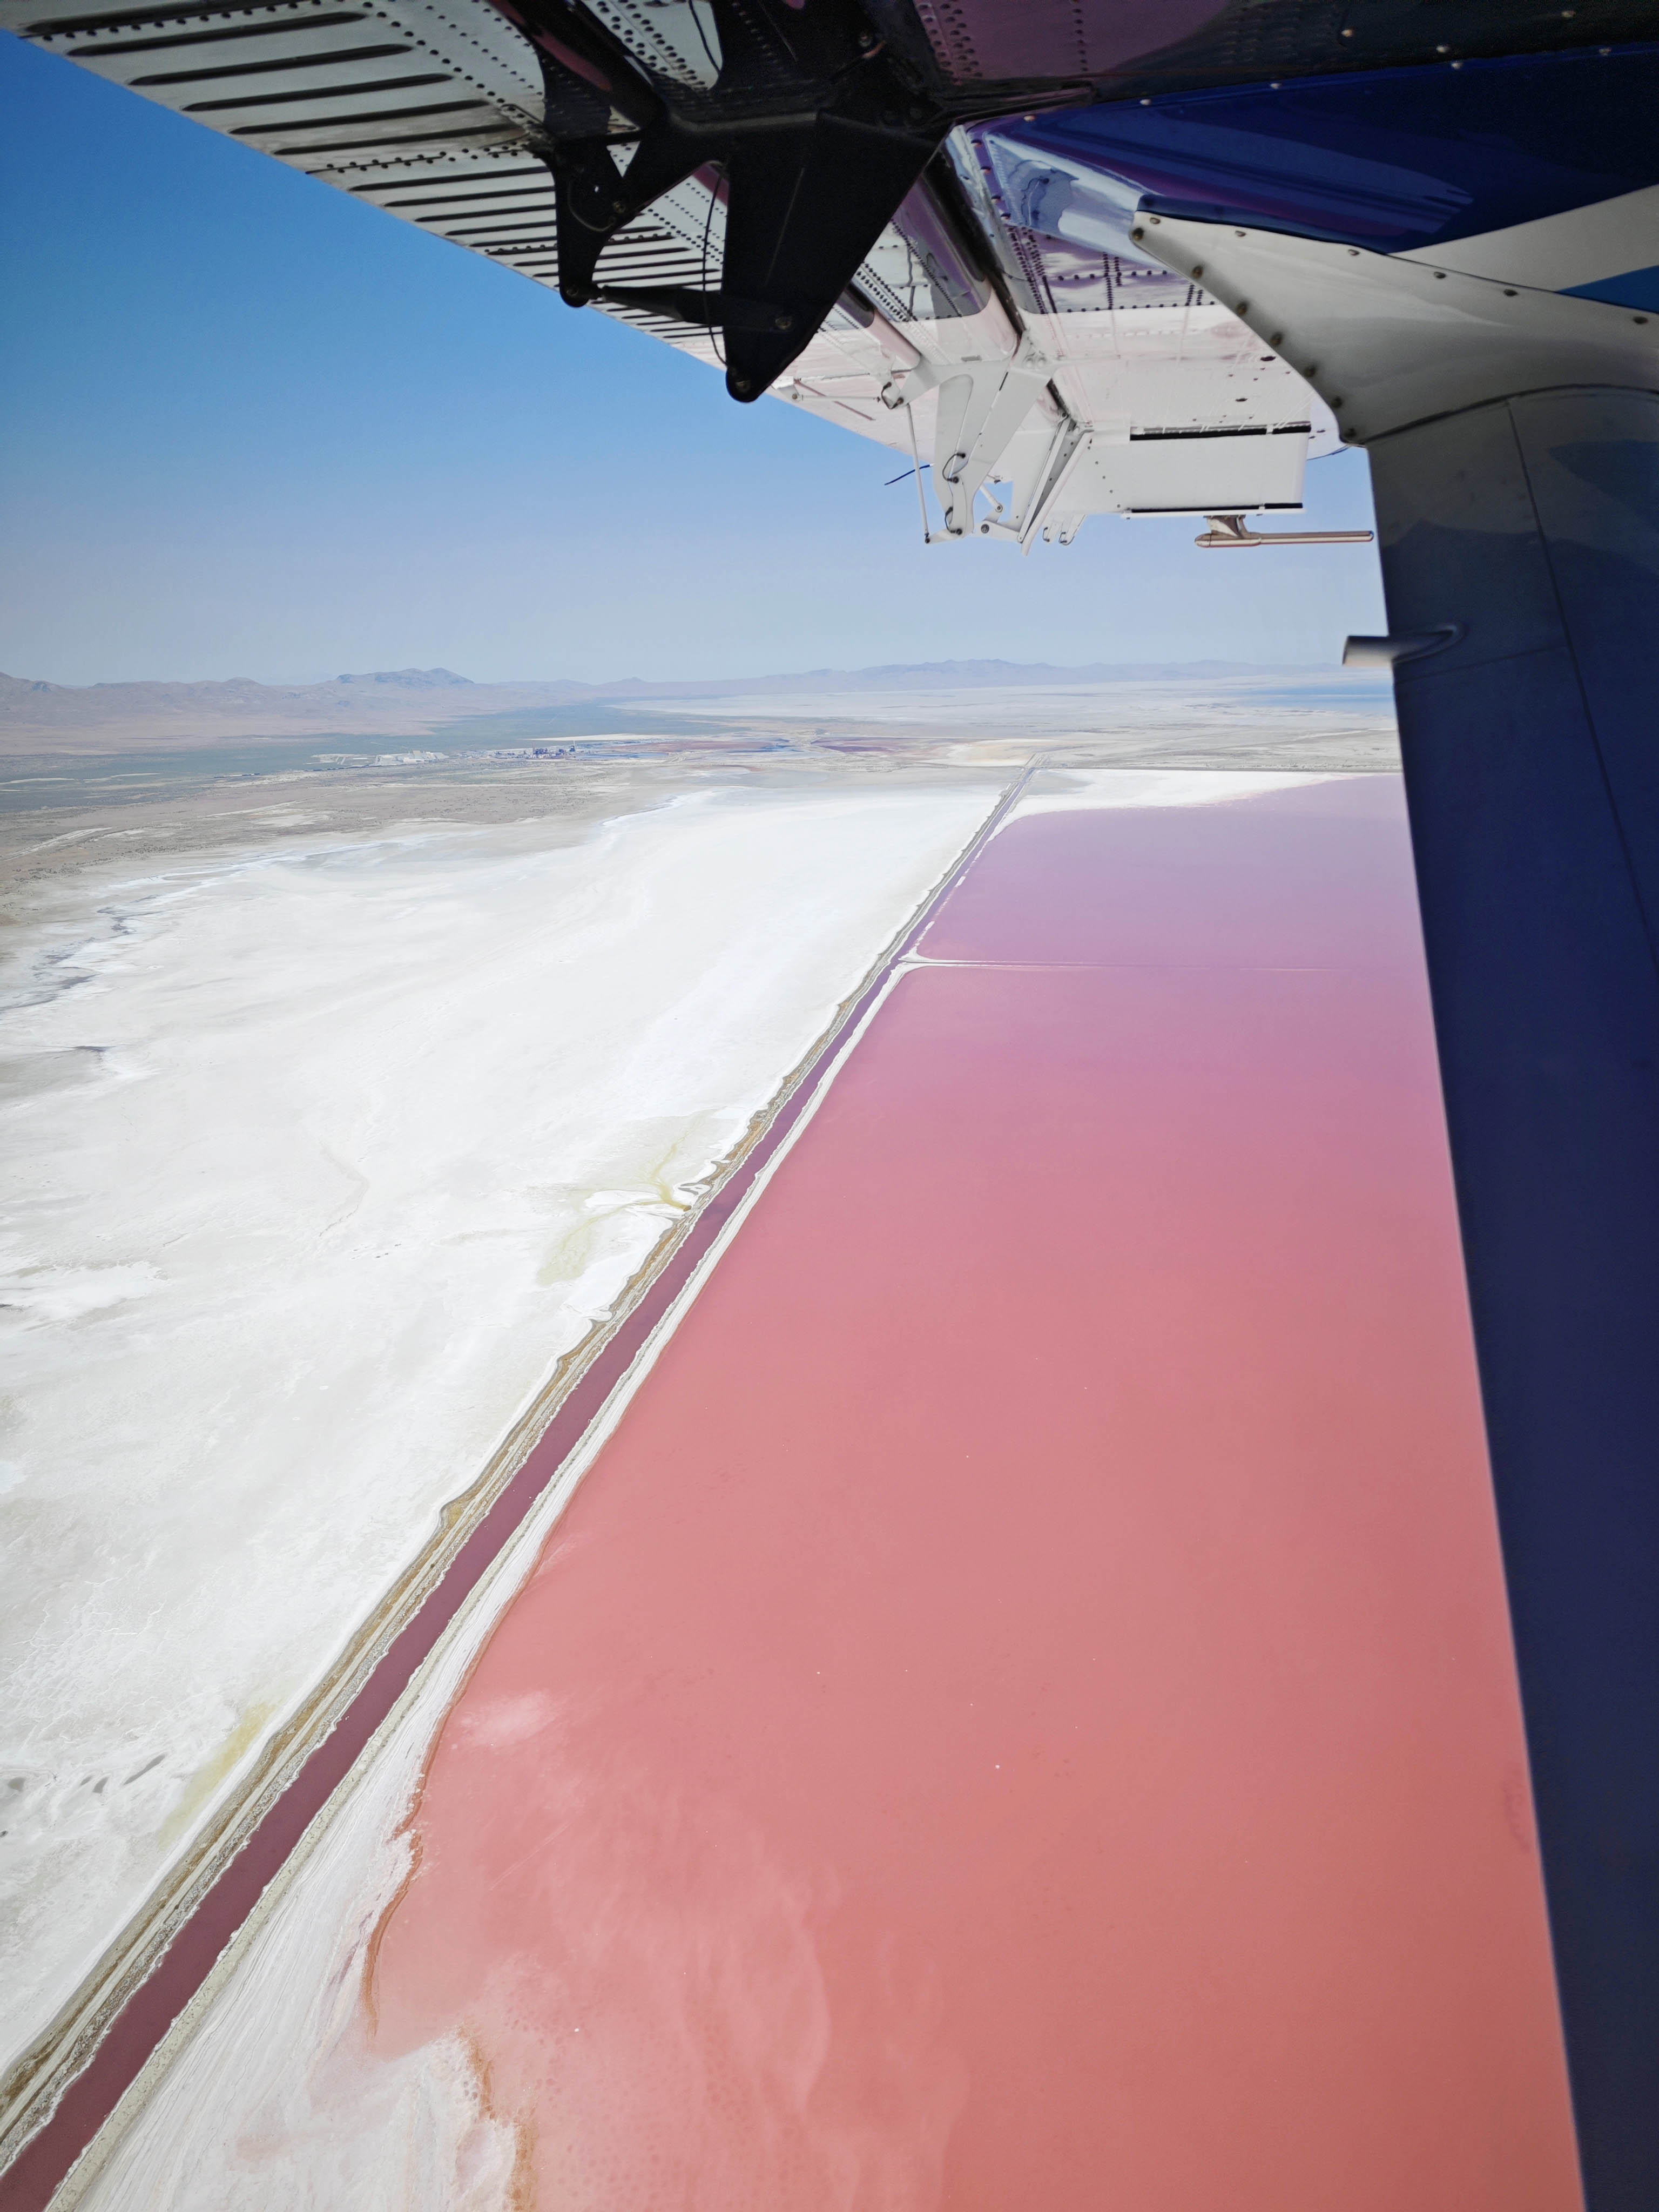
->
[0,33,1387,685]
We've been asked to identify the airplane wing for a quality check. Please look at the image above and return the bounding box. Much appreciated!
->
[10,1,1637,543]
[10,0,1474,545]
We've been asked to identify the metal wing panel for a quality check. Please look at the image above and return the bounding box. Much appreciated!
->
[898,0,1659,98]
[907,0,1221,84]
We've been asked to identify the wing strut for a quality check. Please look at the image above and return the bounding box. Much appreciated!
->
[531,0,947,399]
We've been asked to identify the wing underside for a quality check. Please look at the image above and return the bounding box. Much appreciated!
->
[16,0,1642,535]
[6,0,1343,543]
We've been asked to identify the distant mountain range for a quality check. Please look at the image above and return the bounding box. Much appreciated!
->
[0,659,1314,753]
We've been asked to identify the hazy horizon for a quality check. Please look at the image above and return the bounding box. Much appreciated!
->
[4,653,1348,692]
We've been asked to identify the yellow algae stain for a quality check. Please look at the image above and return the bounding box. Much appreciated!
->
[158,1702,276,1850]
[536,1218,600,1287]
[533,1166,693,1290]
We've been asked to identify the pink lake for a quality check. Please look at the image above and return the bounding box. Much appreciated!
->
[366,777,1581,2210]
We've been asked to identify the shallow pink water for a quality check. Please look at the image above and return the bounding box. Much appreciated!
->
[368,779,1580,2210]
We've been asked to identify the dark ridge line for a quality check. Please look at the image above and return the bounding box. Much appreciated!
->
[443,221,557,238]
[31,0,347,33]
[395,187,557,211]
[346,161,545,190]
[133,43,413,84]
[190,70,452,107]
[272,119,506,150]
[68,11,365,51]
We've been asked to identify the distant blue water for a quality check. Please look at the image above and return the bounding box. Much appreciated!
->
[1232,677,1395,713]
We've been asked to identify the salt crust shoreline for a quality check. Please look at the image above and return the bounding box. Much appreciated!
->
[1006,767,1339,820]
[0,780,999,2106]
